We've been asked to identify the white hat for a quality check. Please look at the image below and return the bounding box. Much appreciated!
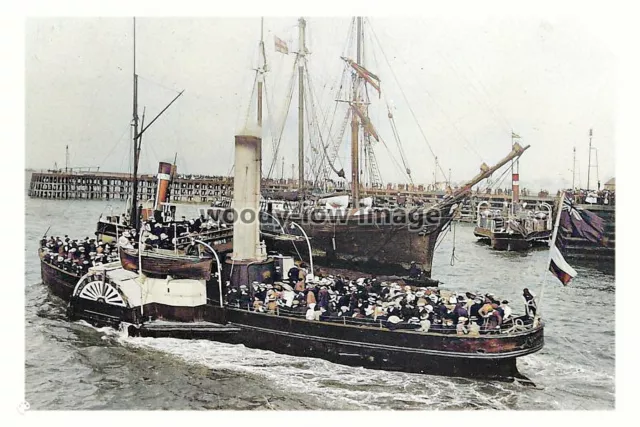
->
[387,315,401,324]
[426,305,434,312]
[458,317,468,323]
[160,233,168,240]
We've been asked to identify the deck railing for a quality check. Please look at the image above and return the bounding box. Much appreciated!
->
[222,300,536,335]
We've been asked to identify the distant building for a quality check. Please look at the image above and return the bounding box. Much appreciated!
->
[604,177,615,191]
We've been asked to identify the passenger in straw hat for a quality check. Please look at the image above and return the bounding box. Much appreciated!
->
[456,317,469,335]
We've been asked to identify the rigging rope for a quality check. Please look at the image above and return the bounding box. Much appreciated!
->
[365,36,413,184]
[266,57,300,179]
[386,104,413,183]
[243,73,259,130]
[413,19,514,136]
[305,66,345,187]
[98,125,134,172]
[481,163,511,193]
[450,220,459,266]
[367,19,483,177]
[262,80,277,157]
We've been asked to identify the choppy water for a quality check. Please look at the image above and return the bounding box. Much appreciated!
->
[25,197,615,410]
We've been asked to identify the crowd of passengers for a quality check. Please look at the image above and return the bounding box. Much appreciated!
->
[226,264,538,335]
[115,214,230,251]
[40,235,120,276]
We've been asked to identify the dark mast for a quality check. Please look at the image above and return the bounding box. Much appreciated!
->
[297,17,307,195]
[130,17,140,230]
[350,17,363,209]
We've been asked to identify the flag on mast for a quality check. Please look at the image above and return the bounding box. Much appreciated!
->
[547,192,577,285]
[274,36,289,54]
[511,131,521,139]
[549,244,577,285]
[559,197,606,244]
[547,193,606,285]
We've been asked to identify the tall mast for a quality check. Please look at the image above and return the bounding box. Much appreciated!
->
[65,145,69,173]
[130,17,140,230]
[351,17,363,209]
[433,156,438,189]
[587,128,593,191]
[257,17,265,127]
[572,146,576,189]
[511,131,520,209]
[298,17,307,195]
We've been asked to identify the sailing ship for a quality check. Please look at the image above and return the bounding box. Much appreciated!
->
[255,17,526,277]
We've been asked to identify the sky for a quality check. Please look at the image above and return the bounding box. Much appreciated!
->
[25,12,616,192]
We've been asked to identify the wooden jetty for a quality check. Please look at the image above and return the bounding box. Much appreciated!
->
[26,169,556,208]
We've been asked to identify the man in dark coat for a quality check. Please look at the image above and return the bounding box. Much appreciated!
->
[523,288,537,317]
[452,302,469,323]
[408,261,421,278]
[318,286,330,311]
[469,299,483,324]
[370,278,382,295]
[287,265,300,285]
[337,293,351,309]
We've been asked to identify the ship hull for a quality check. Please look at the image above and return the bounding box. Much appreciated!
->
[119,247,213,280]
[39,250,81,300]
[265,212,440,277]
[58,264,544,381]
[474,226,551,251]
[203,305,543,380]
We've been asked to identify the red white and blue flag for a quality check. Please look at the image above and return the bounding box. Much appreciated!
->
[559,197,606,245]
[549,244,577,285]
